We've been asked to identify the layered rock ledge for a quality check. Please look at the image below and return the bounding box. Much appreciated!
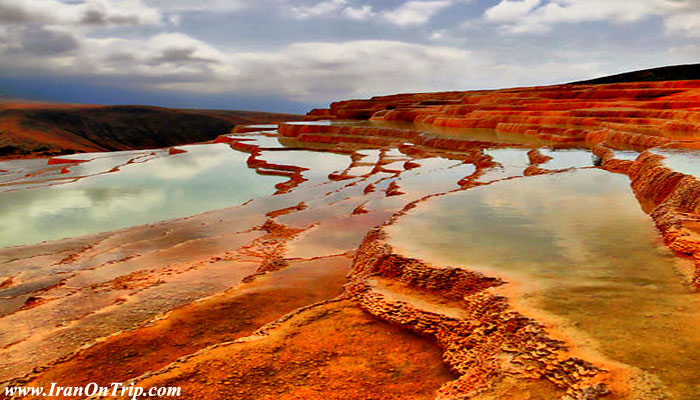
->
[1,79,699,400]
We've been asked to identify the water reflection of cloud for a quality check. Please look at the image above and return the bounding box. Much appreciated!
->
[389,169,659,282]
[0,143,281,247]
[145,146,231,180]
[0,187,165,245]
[258,150,352,179]
[468,170,646,265]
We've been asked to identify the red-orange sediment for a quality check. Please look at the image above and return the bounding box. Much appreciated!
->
[46,158,89,165]
[304,79,700,287]
[344,228,618,399]
[2,79,700,400]
[167,147,186,156]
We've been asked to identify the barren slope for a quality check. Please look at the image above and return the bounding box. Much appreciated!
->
[0,100,300,158]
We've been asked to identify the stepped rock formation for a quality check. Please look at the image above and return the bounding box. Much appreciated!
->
[0,79,699,400]
[302,80,700,286]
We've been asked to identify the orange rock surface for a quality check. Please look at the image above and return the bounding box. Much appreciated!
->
[1,79,700,400]
[299,80,700,286]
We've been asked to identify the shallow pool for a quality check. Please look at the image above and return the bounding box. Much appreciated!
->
[652,148,700,178]
[0,144,283,247]
[387,169,700,399]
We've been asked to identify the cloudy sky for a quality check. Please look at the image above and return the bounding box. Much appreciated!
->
[1,0,699,113]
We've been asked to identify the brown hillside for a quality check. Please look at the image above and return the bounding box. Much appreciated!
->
[0,100,301,158]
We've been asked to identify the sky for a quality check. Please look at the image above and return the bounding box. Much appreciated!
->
[0,0,699,113]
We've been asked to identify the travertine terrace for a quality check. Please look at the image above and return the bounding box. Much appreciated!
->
[303,80,700,286]
[1,80,699,400]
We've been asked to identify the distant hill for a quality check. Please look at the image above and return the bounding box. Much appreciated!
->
[0,101,300,158]
[572,63,700,85]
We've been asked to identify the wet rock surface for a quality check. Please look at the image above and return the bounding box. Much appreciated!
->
[1,80,699,399]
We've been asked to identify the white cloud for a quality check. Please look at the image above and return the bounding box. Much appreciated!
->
[667,44,700,59]
[664,12,700,37]
[429,31,445,40]
[289,0,456,26]
[178,40,489,102]
[167,14,182,26]
[0,25,614,105]
[0,32,495,102]
[384,1,452,26]
[143,0,250,12]
[342,5,375,20]
[484,0,540,22]
[290,0,348,19]
[0,0,693,111]
[80,33,226,77]
[484,0,700,35]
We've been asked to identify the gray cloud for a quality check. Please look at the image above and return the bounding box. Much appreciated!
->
[150,47,219,65]
[0,0,161,26]
[0,25,79,56]
[0,0,698,110]
[0,1,35,23]
[20,26,79,55]
[80,9,141,25]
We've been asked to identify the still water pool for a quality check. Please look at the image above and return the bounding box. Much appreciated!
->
[0,144,282,248]
[387,169,700,399]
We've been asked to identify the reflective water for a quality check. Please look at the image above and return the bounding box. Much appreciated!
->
[387,169,700,399]
[652,148,700,178]
[289,119,574,147]
[240,124,278,130]
[367,120,568,147]
[612,150,640,161]
[256,150,351,180]
[284,120,374,126]
[539,149,595,169]
[0,144,282,247]
[2,120,699,397]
